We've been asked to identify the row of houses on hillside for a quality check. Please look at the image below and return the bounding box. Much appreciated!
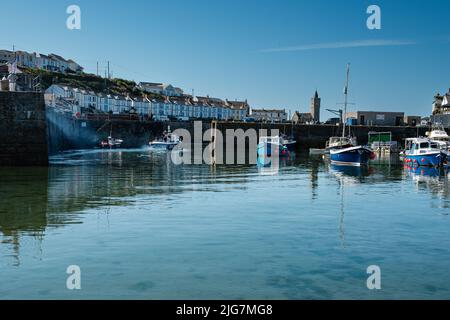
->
[137,82,184,97]
[45,84,250,121]
[0,49,83,73]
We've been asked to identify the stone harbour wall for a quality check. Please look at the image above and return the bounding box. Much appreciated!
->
[0,92,48,166]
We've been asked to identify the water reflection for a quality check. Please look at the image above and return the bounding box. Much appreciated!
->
[1,149,449,272]
[405,165,450,209]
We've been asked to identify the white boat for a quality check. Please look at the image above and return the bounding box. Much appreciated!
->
[149,127,181,150]
[100,125,124,148]
[426,124,449,153]
[100,137,123,148]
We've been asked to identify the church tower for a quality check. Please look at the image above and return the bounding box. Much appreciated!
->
[310,90,321,123]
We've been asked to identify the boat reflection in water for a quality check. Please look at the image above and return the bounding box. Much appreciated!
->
[330,164,373,178]
[257,151,297,175]
[405,164,449,179]
[404,165,449,208]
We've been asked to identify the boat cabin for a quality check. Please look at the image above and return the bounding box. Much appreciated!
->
[259,136,281,145]
[405,138,440,155]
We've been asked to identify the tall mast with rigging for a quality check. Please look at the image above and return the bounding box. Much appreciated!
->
[342,63,350,139]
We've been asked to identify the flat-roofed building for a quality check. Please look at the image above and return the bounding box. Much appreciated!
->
[251,108,288,123]
[345,111,405,126]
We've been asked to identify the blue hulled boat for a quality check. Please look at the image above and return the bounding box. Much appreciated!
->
[404,138,447,167]
[328,64,375,167]
[330,146,374,167]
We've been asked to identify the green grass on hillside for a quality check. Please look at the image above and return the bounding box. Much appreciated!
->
[22,67,163,98]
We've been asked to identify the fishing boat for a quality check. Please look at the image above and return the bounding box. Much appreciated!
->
[100,136,124,148]
[257,136,289,158]
[326,136,355,153]
[426,124,450,153]
[404,138,447,167]
[330,146,375,167]
[100,124,124,148]
[279,134,297,151]
[149,127,181,150]
[329,64,375,167]
[309,136,355,156]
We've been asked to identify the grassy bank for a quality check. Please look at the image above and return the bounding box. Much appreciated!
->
[23,68,163,98]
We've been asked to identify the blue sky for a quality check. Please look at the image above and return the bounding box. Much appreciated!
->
[1,0,450,118]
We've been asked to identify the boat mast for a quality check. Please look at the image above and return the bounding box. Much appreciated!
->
[342,63,350,139]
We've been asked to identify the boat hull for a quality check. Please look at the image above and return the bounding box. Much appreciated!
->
[282,141,297,152]
[405,152,446,167]
[149,142,180,151]
[330,146,373,167]
[257,142,289,157]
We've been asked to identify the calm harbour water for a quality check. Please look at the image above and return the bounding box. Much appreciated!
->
[0,148,449,300]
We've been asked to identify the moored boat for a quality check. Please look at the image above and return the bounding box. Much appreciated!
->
[279,134,297,152]
[426,124,450,153]
[100,136,123,148]
[149,127,181,151]
[327,64,375,166]
[326,136,355,153]
[257,136,289,158]
[404,138,447,167]
[330,146,375,167]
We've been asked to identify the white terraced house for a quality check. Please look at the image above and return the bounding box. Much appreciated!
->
[0,49,84,73]
[46,84,248,121]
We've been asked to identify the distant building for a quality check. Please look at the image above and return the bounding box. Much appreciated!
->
[48,54,69,73]
[0,50,14,64]
[226,99,250,121]
[67,59,84,73]
[0,49,84,74]
[404,115,422,127]
[46,84,151,116]
[433,89,450,115]
[251,108,288,123]
[310,90,321,123]
[430,89,450,127]
[345,111,405,126]
[46,84,241,122]
[292,111,313,124]
[137,82,183,97]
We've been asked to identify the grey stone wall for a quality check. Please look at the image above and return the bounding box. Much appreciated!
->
[0,92,48,166]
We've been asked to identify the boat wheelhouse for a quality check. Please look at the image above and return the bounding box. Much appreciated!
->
[326,136,355,152]
[149,127,182,151]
